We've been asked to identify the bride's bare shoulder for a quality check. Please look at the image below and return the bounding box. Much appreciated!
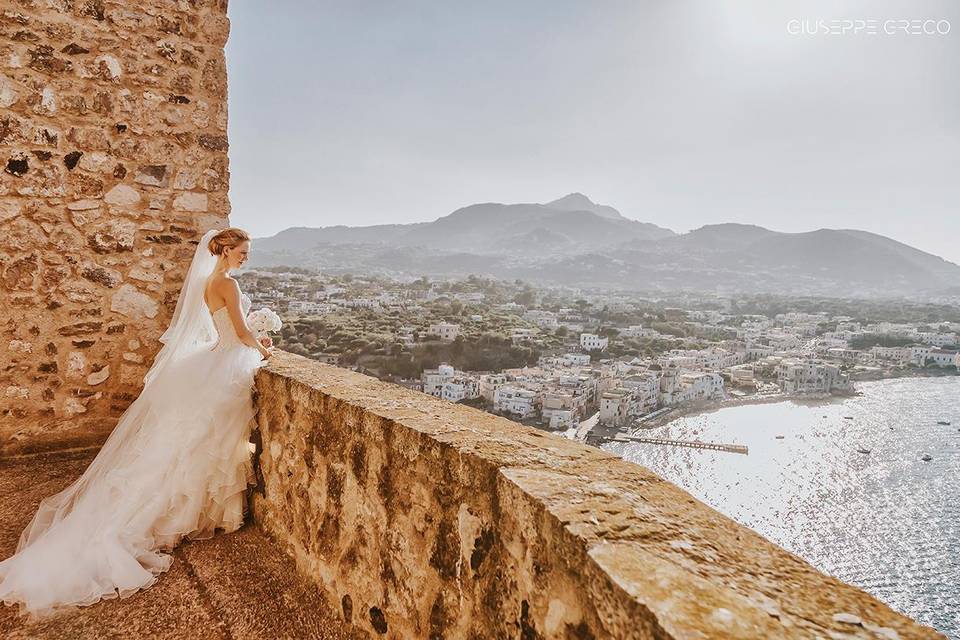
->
[210,274,240,296]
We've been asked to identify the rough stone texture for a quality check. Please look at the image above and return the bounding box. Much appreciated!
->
[252,351,945,640]
[0,448,362,640]
[0,0,232,453]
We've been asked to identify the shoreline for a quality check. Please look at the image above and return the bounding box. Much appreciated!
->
[849,366,959,382]
[635,393,841,429]
[634,369,958,430]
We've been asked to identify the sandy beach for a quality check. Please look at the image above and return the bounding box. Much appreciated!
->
[636,390,850,429]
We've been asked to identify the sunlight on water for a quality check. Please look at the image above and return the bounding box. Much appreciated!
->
[604,377,960,638]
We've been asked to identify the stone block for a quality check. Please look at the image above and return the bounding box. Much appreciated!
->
[110,283,159,319]
[104,184,141,206]
[172,191,208,212]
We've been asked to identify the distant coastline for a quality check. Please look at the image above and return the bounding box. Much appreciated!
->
[636,368,959,430]
[849,365,960,382]
[636,393,836,429]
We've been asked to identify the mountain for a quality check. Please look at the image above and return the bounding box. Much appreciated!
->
[836,229,960,283]
[252,194,674,259]
[249,196,960,298]
[544,192,626,220]
[609,225,960,296]
[658,223,777,253]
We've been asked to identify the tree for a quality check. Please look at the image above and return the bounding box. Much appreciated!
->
[599,326,619,338]
[514,290,535,307]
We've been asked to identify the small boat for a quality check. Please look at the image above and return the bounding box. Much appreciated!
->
[937,420,951,426]
[843,416,854,420]
[857,447,871,454]
[921,454,933,462]
[775,434,785,439]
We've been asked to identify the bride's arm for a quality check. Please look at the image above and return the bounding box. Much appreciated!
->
[220,279,271,359]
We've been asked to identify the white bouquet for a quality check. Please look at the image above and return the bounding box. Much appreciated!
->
[246,307,282,338]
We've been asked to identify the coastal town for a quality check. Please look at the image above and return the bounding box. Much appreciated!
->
[237,268,960,445]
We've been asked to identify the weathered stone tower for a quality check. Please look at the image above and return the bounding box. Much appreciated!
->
[1,1,232,455]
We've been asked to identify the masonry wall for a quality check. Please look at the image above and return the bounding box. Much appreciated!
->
[252,351,943,640]
[0,0,231,454]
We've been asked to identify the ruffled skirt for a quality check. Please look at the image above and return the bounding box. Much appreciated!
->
[0,341,266,619]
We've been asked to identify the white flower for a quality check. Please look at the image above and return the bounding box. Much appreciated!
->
[246,307,282,337]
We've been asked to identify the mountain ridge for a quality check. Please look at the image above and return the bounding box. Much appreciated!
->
[248,195,960,298]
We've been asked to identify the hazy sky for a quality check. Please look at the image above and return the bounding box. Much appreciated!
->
[225,1,958,263]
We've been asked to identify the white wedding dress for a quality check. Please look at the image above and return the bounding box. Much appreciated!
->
[0,231,266,620]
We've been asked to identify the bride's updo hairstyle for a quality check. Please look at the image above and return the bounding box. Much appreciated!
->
[207,227,251,256]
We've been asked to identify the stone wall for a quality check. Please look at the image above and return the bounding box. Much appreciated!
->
[252,351,943,640]
[0,0,231,454]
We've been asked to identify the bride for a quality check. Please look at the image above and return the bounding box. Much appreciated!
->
[0,227,273,619]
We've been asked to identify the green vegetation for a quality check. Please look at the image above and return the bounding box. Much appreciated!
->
[848,334,915,350]
[358,335,541,379]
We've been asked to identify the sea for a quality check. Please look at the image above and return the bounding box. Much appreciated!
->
[603,377,960,638]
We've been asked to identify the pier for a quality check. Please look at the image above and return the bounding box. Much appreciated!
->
[610,434,749,455]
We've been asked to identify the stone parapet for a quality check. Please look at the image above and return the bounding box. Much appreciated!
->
[252,351,943,639]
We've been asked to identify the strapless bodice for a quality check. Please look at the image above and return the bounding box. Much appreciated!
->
[210,293,252,350]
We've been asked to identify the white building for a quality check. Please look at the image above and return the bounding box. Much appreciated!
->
[766,331,804,350]
[619,373,660,412]
[396,326,417,346]
[427,322,460,342]
[661,348,743,371]
[422,363,456,396]
[916,332,957,348]
[870,346,910,364]
[825,348,863,364]
[925,349,958,367]
[511,328,539,344]
[524,310,558,328]
[479,373,507,402]
[441,377,480,403]
[493,386,538,419]
[341,298,380,310]
[599,389,633,428]
[541,391,586,427]
[776,359,848,394]
[546,409,577,430]
[673,372,724,404]
[910,345,933,366]
[725,364,757,387]
[620,325,659,339]
[568,353,591,366]
[288,300,331,314]
[580,333,608,351]
[745,343,776,361]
